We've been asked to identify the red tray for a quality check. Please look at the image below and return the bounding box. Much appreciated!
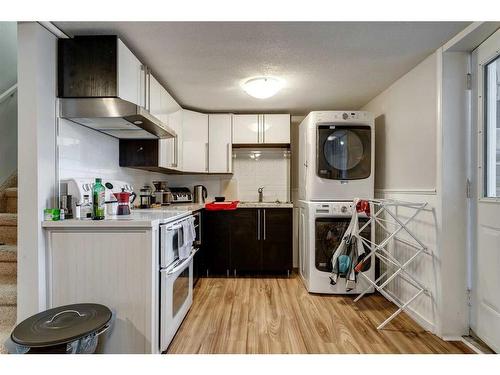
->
[205,200,240,211]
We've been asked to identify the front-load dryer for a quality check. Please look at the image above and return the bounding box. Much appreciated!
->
[297,200,375,294]
[298,111,374,201]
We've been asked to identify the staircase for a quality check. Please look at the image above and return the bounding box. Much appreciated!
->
[0,185,17,354]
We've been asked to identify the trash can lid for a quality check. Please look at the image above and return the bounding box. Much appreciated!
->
[11,303,112,347]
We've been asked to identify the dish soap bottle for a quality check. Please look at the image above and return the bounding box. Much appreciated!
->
[92,178,105,220]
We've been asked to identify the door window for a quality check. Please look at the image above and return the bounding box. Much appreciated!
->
[172,266,190,317]
[484,55,500,197]
[324,129,364,171]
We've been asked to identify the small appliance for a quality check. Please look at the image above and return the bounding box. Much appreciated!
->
[139,185,153,208]
[152,181,172,206]
[297,200,375,294]
[113,188,136,215]
[168,187,193,203]
[298,111,375,201]
[193,185,208,203]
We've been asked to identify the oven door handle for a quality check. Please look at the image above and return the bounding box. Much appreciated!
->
[167,224,183,231]
[161,249,196,276]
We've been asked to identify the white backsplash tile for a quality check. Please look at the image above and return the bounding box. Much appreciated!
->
[231,149,290,202]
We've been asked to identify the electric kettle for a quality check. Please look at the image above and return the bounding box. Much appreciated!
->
[193,185,208,203]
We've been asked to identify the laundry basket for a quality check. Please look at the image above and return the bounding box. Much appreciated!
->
[6,303,112,354]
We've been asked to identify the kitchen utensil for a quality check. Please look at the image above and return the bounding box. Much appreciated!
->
[139,185,153,209]
[152,181,172,206]
[113,188,136,215]
[193,185,208,203]
[214,196,225,202]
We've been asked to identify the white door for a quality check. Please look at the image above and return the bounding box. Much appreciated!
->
[208,114,232,173]
[182,109,209,173]
[263,114,290,144]
[232,114,259,144]
[117,39,145,107]
[471,28,500,353]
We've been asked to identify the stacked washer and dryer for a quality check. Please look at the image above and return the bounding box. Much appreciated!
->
[297,111,375,294]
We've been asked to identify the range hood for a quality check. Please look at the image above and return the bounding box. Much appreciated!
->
[59,98,176,139]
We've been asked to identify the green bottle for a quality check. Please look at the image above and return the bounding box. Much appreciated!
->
[92,178,105,220]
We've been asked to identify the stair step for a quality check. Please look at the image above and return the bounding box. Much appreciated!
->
[0,226,17,245]
[0,213,17,226]
[4,188,17,214]
[0,213,17,245]
[4,188,17,198]
[0,244,17,262]
[0,279,16,306]
[0,305,17,327]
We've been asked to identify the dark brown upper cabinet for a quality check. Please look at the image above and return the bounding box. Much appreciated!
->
[58,35,146,107]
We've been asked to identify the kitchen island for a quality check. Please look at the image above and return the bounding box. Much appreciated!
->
[42,204,203,354]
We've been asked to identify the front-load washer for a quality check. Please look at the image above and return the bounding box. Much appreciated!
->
[297,200,375,294]
[298,111,374,201]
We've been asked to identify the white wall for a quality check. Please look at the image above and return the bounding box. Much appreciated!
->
[17,22,58,321]
[58,119,224,201]
[0,22,17,185]
[363,53,438,190]
[362,52,440,333]
[0,92,17,185]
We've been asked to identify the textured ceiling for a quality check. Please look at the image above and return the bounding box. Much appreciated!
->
[54,22,469,115]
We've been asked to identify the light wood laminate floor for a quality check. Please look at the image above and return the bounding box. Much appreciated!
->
[167,275,472,354]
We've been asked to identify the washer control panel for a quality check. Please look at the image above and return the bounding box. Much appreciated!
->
[314,202,354,216]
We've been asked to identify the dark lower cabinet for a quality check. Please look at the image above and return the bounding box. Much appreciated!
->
[204,207,292,275]
[231,209,261,273]
[261,209,293,273]
[204,210,232,275]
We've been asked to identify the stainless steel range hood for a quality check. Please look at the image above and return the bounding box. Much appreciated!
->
[59,98,176,139]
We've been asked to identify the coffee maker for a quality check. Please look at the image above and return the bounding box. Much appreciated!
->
[152,181,172,206]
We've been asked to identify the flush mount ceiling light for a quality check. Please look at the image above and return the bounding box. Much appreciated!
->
[242,76,284,99]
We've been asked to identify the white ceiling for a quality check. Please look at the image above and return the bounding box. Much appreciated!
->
[54,22,469,115]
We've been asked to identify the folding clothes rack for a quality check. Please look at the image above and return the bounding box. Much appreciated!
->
[353,198,431,330]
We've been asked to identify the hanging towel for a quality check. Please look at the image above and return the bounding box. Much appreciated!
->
[329,198,367,292]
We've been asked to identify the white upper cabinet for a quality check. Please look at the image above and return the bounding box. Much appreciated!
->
[208,114,233,173]
[233,114,290,144]
[117,39,146,107]
[182,110,209,173]
[232,114,259,144]
[148,74,163,116]
[263,114,290,144]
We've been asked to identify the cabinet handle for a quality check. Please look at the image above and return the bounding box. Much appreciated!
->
[205,142,209,172]
[227,143,231,173]
[262,115,265,144]
[172,135,178,168]
[263,209,266,240]
[257,209,260,240]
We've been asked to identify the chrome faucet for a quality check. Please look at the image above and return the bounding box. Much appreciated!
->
[258,187,264,203]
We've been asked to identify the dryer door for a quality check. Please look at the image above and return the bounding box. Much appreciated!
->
[317,125,371,180]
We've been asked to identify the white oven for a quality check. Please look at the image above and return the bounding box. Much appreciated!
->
[159,214,196,352]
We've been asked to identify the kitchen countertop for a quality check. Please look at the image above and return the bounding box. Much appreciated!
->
[42,203,204,228]
[237,202,294,208]
[42,202,293,228]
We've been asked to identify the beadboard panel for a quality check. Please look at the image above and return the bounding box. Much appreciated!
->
[46,227,159,353]
[375,190,438,333]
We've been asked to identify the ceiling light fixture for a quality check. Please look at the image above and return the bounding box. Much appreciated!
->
[242,76,284,99]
